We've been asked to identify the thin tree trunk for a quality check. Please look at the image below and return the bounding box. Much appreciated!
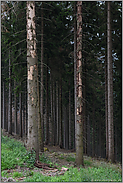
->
[56,81,59,145]
[40,1,44,152]
[92,97,95,157]
[8,49,12,135]
[69,88,71,149]
[14,80,17,134]
[6,95,8,132]
[45,59,49,145]
[74,1,77,150]
[105,43,108,159]
[27,1,39,161]
[107,1,114,162]
[19,83,22,138]
[87,115,91,156]
[50,74,54,145]
[2,82,5,130]
[105,2,108,159]
[53,80,55,145]
[59,78,63,148]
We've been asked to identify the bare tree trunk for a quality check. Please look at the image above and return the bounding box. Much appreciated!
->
[40,1,44,152]
[105,43,108,159]
[45,59,49,145]
[19,83,22,138]
[92,97,95,157]
[74,1,77,150]
[107,1,114,162]
[87,115,91,156]
[105,2,108,159]
[2,82,5,130]
[59,78,63,148]
[8,49,12,135]
[69,87,71,149]
[6,94,8,132]
[50,74,54,145]
[56,81,59,145]
[27,1,39,161]
[75,1,84,166]
[53,80,55,145]
[14,80,17,134]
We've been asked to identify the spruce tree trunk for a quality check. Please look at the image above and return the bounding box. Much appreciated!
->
[8,49,12,135]
[14,80,17,134]
[75,1,84,166]
[74,1,77,150]
[27,1,39,161]
[53,80,56,145]
[19,84,22,138]
[107,1,114,162]
[92,97,95,157]
[40,1,44,152]
[105,2,108,159]
[50,74,54,145]
[2,82,5,130]
[6,95,8,132]
[69,88,71,149]
[56,81,59,145]
[87,115,91,156]
[59,78,63,148]
[45,59,49,145]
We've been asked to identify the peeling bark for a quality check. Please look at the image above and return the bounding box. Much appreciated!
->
[75,1,84,166]
[27,1,39,161]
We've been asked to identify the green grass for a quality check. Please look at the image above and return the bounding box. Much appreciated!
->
[23,166,122,182]
[1,135,27,170]
[1,134,122,182]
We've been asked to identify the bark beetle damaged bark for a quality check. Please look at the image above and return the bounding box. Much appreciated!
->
[75,1,84,166]
[27,1,39,161]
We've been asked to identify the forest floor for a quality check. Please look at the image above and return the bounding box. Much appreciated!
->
[1,130,122,182]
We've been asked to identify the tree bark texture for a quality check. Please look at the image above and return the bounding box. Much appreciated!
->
[14,80,17,134]
[107,1,114,162]
[45,60,49,145]
[2,82,5,130]
[19,87,22,137]
[59,79,63,148]
[69,88,71,149]
[8,49,12,135]
[75,1,84,166]
[40,1,44,152]
[27,1,39,160]
[74,1,77,150]
[56,81,59,145]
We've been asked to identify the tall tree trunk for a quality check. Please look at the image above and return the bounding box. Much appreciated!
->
[45,59,49,145]
[50,74,54,145]
[56,81,59,145]
[59,78,63,148]
[27,1,39,161]
[92,96,95,157]
[75,1,84,166]
[87,115,91,156]
[40,1,44,152]
[74,1,77,150]
[105,2,108,160]
[19,83,22,138]
[2,82,5,130]
[53,80,56,145]
[14,80,17,134]
[107,1,114,162]
[8,49,12,135]
[6,95,8,132]
[69,88,71,149]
